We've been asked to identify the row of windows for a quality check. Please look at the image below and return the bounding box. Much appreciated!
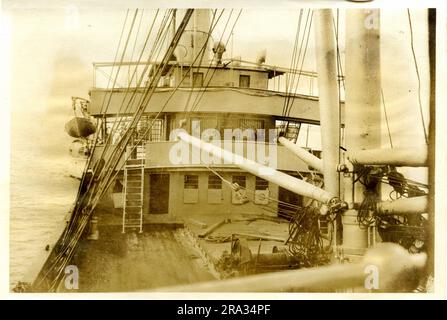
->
[186,117,266,141]
[103,116,164,144]
[183,174,268,190]
[183,72,251,88]
[183,174,269,205]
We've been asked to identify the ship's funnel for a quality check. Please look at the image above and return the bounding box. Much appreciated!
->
[175,9,213,65]
[212,41,226,65]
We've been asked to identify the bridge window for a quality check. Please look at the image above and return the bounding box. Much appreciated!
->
[232,175,246,188]
[136,117,164,142]
[208,174,222,189]
[219,118,264,141]
[255,177,269,190]
[184,175,198,189]
[104,116,165,144]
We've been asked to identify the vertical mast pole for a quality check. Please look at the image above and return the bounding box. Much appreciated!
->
[314,9,341,255]
[314,9,340,200]
[343,9,382,259]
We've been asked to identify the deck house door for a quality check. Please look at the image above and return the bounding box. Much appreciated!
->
[149,174,170,214]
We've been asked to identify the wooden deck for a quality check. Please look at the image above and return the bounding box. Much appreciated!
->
[69,225,216,292]
[63,208,291,292]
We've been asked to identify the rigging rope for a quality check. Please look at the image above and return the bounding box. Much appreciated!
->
[182,9,224,113]
[35,9,195,291]
[381,88,394,148]
[101,10,236,197]
[88,10,193,212]
[65,8,164,237]
[93,9,171,165]
[83,9,175,203]
[99,9,139,116]
[407,9,429,145]
[187,9,243,114]
[90,8,226,204]
[129,9,145,78]
[334,8,343,200]
[284,10,314,119]
[281,9,304,119]
[62,9,142,240]
[88,9,227,204]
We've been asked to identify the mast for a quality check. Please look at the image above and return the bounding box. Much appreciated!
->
[313,8,341,255]
[314,9,341,201]
[343,9,382,259]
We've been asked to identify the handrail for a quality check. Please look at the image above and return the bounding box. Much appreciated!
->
[154,243,426,292]
[91,59,333,79]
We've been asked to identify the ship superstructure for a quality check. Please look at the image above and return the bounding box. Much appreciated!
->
[22,8,433,293]
[87,15,325,223]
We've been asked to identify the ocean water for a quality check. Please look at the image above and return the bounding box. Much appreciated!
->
[9,140,82,288]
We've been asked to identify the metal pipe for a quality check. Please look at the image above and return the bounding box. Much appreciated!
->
[278,136,323,172]
[343,9,382,256]
[154,243,426,292]
[177,131,335,204]
[314,9,341,196]
[166,262,364,292]
[377,196,428,215]
[348,146,428,167]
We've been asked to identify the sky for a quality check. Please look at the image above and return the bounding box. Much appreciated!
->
[1,3,431,159]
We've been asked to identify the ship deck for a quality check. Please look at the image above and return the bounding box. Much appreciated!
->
[184,212,290,262]
[67,207,291,292]
[68,225,216,292]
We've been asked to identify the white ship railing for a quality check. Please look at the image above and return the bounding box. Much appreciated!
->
[154,243,427,292]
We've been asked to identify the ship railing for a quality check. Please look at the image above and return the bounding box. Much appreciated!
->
[90,140,322,173]
[153,243,428,293]
[92,60,162,89]
[91,59,335,97]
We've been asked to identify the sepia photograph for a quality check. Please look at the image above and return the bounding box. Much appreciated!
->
[1,0,445,299]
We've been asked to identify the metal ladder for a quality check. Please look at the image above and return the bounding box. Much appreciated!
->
[122,145,145,233]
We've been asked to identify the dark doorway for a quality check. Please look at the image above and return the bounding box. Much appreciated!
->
[149,174,170,214]
[278,186,303,220]
[239,74,250,88]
